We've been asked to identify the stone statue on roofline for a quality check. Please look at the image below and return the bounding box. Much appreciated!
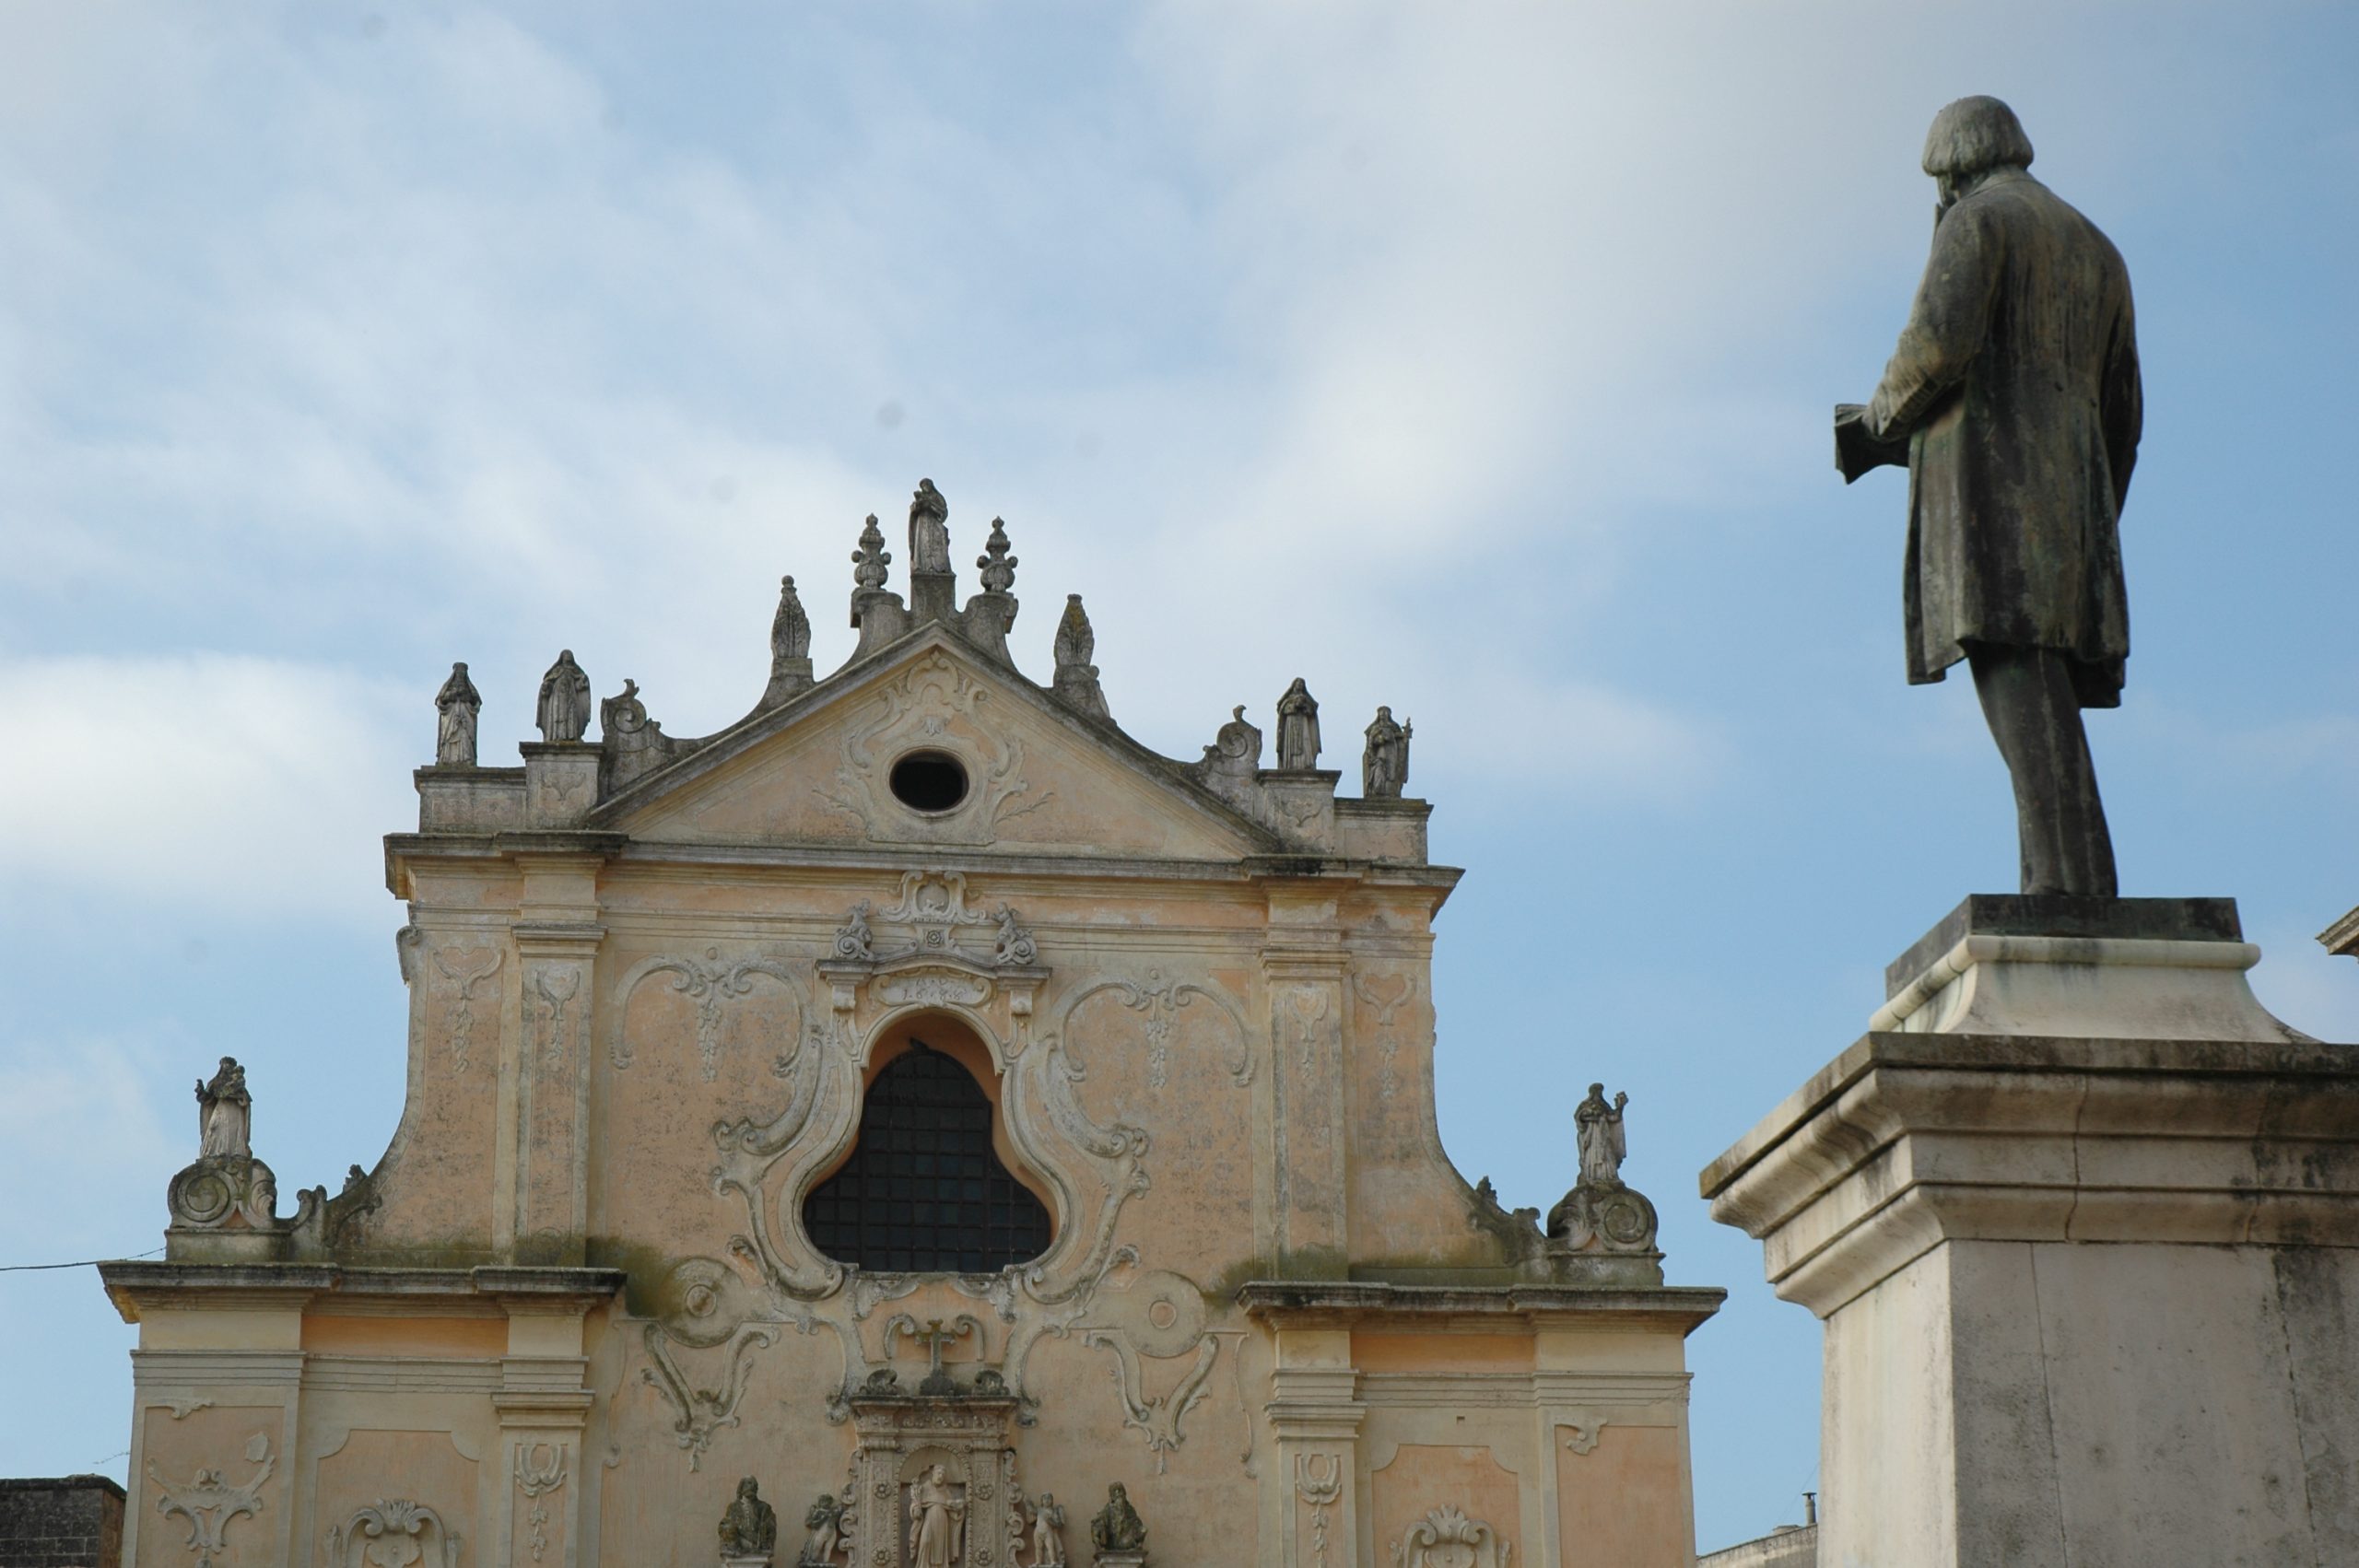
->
[1275,678,1320,770]
[434,661,480,766]
[1362,706,1413,798]
[1544,1082,1661,1281]
[908,477,952,576]
[536,649,593,743]
[196,1057,252,1160]
[1836,96,2142,898]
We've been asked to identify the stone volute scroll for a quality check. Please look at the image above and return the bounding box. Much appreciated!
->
[1361,706,1413,799]
[719,1475,779,1567]
[1194,706,1262,784]
[1544,1081,1662,1287]
[1274,677,1321,770]
[536,649,593,742]
[1051,593,1112,720]
[434,660,481,766]
[1088,1482,1148,1566]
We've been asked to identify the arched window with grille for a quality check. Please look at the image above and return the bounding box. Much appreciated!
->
[802,1038,1052,1273]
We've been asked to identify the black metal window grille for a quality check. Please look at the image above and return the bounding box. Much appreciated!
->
[802,1040,1051,1273]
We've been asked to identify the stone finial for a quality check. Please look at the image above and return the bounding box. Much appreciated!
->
[719,1476,778,1562]
[1088,1482,1147,1557]
[1275,677,1321,770]
[851,515,892,591]
[433,661,481,766]
[763,576,816,708]
[1361,706,1414,798]
[1050,593,1112,720]
[976,518,1017,593]
[536,649,593,743]
[796,1492,847,1566]
[908,477,952,576]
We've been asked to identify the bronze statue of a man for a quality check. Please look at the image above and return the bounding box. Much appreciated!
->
[1838,96,2142,897]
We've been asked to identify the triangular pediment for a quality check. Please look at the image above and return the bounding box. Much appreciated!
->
[590,626,1276,860]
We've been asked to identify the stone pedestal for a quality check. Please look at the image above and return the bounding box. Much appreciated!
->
[522,741,601,826]
[1092,1553,1147,1568]
[720,1555,771,1568]
[1702,897,2359,1566]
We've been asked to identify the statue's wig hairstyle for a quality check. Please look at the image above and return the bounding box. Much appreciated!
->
[1921,96,2035,176]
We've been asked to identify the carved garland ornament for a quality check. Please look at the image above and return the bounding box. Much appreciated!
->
[429,944,502,1077]
[323,1498,463,1568]
[513,1441,568,1563]
[1294,1452,1344,1568]
[1391,1504,1512,1568]
[148,1433,273,1568]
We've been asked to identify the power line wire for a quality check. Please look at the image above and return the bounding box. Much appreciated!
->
[0,1246,163,1273]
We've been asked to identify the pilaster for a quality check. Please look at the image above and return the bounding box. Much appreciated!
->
[1262,1325,1367,1568]
[1262,881,1352,1274]
[509,853,606,1265]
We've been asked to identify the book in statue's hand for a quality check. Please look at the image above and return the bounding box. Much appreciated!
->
[1834,403,1910,484]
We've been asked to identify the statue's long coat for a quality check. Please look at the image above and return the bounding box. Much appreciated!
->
[1867,169,2142,707]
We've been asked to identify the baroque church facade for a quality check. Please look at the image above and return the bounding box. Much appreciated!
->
[101,482,1719,1567]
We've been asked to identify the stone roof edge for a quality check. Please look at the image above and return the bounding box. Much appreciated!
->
[1235,1279,1725,1336]
[580,620,1291,853]
[99,1260,627,1322]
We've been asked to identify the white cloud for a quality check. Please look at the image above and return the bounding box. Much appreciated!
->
[0,654,416,919]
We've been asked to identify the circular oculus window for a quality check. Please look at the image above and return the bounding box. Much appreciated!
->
[888,750,969,813]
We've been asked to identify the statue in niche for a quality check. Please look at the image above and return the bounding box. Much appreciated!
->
[1275,678,1320,770]
[1836,96,2141,898]
[1088,1483,1146,1557]
[196,1057,252,1159]
[908,478,952,576]
[536,649,593,743]
[1027,1492,1067,1566]
[795,1492,845,1565]
[718,1476,778,1561]
[434,661,480,766]
[1575,1082,1628,1189]
[1361,706,1413,798]
[907,1464,965,1568]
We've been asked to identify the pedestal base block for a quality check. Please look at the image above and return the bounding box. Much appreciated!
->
[1704,901,2359,1566]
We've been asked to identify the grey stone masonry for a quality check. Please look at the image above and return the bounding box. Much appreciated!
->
[0,1476,124,1568]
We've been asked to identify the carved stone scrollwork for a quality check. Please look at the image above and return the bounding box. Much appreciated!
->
[610,948,801,1079]
[428,943,502,1077]
[816,872,1048,1020]
[324,1497,463,1568]
[641,1321,781,1470]
[812,652,1055,843]
[148,1433,273,1568]
[1390,1504,1512,1568]
[166,1058,323,1260]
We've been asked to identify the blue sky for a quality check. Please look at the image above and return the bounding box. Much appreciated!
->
[3,2,2355,1550]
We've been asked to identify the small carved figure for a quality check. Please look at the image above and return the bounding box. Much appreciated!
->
[1029,1492,1067,1565]
[434,661,481,766]
[908,478,952,576]
[1361,706,1413,798]
[1088,1483,1146,1555]
[196,1057,252,1159]
[1837,96,2141,897]
[719,1475,778,1559]
[341,1164,367,1194]
[852,514,893,591]
[909,1464,965,1568]
[772,577,811,664]
[1575,1082,1628,1189]
[976,519,1017,593]
[536,649,593,743]
[992,904,1038,966]
[1275,678,1320,770]
[796,1492,846,1565]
